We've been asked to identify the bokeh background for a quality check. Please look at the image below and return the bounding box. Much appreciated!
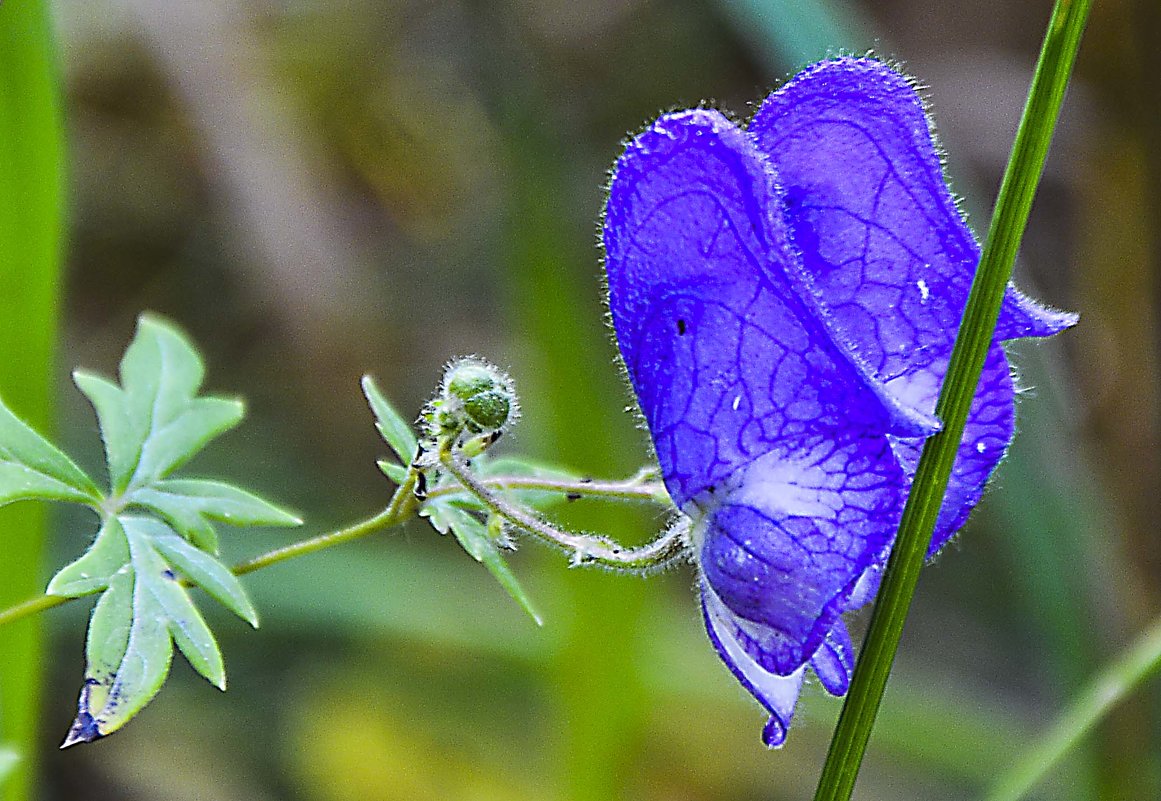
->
[3,0,1159,798]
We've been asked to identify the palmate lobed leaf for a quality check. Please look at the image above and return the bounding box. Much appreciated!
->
[423,501,542,625]
[28,314,302,746]
[61,515,255,746]
[74,314,244,495]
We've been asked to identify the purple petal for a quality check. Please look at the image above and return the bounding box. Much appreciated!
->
[697,433,905,673]
[604,108,936,507]
[888,343,1016,557]
[702,584,805,748]
[748,57,1071,557]
[810,620,855,696]
[748,56,1076,389]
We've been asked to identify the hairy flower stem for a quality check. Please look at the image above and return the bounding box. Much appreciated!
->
[440,450,685,571]
[0,464,674,627]
[813,2,1091,799]
[426,466,666,505]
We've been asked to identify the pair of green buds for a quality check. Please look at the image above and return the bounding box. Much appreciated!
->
[424,358,520,457]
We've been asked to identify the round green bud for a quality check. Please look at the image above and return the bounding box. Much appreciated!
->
[463,389,510,432]
[446,363,498,403]
[439,358,518,437]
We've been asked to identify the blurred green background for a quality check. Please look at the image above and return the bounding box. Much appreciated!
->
[2,0,1158,798]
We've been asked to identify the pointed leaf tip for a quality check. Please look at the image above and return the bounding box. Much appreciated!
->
[0,393,100,507]
[427,502,544,625]
[362,375,419,464]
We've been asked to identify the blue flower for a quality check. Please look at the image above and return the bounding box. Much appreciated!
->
[602,57,1075,747]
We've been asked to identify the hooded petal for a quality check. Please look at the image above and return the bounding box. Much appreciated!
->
[698,433,905,673]
[748,57,1076,372]
[748,57,1074,558]
[603,107,936,508]
[702,583,805,748]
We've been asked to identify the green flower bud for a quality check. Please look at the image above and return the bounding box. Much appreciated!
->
[435,358,519,440]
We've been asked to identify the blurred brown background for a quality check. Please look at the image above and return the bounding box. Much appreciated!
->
[31,0,1160,798]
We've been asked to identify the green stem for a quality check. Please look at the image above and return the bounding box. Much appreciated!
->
[0,464,675,626]
[232,469,420,575]
[986,613,1161,801]
[425,469,667,505]
[813,2,1091,799]
[0,2,65,798]
[441,450,686,571]
[0,595,66,630]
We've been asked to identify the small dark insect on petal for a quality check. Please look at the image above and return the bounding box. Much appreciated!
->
[162,568,176,580]
[566,492,582,502]
[677,319,687,335]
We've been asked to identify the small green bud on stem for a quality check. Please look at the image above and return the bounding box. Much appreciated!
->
[422,358,519,451]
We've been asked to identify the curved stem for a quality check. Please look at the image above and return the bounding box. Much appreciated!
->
[813,2,1091,799]
[425,469,667,505]
[0,461,677,626]
[440,450,686,571]
[232,468,420,575]
[0,594,66,629]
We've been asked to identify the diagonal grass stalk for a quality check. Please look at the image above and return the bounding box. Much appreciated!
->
[812,1,1093,799]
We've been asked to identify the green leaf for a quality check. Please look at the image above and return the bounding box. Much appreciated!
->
[0,395,99,507]
[423,502,542,625]
[75,315,244,494]
[38,315,300,747]
[361,374,418,465]
[129,478,301,553]
[47,517,129,597]
[376,459,409,485]
[62,514,236,746]
[151,529,258,627]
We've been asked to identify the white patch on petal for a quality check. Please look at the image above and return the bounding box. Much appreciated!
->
[976,441,987,454]
[703,585,805,746]
[916,279,930,303]
[732,394,742,411]
[729,451,843,521]
[885,366,943,415]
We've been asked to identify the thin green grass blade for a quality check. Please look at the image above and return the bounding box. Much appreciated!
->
[986,613,1161,801]
[714,0,878,70]
[813,2,1093,799]
[0,0,65,798]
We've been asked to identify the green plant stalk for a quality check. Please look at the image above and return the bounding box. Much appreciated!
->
[0,469,671,628]
[716,0,877,71]
[986,612,1161,801]
[812,2,1092,799]
[0,2,65,799]
[441,451,684,570]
